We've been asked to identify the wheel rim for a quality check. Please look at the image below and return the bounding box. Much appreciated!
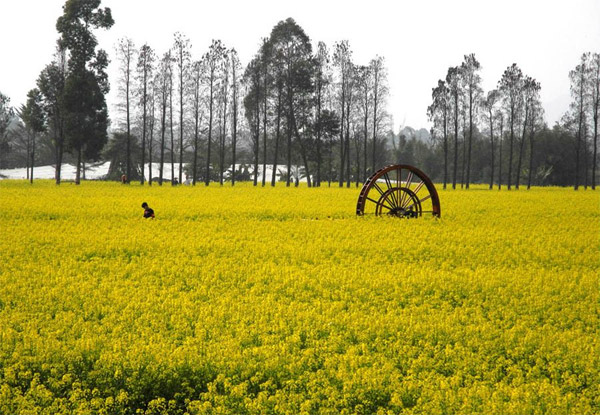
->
[356,164,441,218]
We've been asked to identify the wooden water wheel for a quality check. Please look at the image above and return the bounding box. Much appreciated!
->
[356,164,441,218]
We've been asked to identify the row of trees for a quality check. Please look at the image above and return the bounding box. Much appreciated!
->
[107,18,391,188]
[1,3,597,189]
[427,52,599,191]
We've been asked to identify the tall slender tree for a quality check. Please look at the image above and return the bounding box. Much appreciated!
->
[116,37,136,183]
[230,49,241,186]
[589,53,600,190]
[498,63,524,190]
[173,32,191,185]
[460,54,482,189]
[137,44,155,185]
[428,80,450,189]
[19,89,45,183]
[204,40,226,185]
[446,66,461,189]
[483,89,499,189]
[569,53,590,190]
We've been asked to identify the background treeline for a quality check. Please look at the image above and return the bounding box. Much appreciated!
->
[0,2,598,190]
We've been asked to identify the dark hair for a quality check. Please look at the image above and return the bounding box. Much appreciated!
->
[141,202,148,208]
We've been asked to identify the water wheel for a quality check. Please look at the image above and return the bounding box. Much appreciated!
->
[356,164,441,218]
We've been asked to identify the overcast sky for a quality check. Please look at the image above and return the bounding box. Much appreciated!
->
[1,0,599,131]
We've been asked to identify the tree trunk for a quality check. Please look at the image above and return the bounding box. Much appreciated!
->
[593,113,598,190]
[141,82,147,185]
[466,90,473,189]
[489,108,494,189]
[179,64,184,185]
[159,95,166,186]
[507,109,515,190]
[443,108,448,189]
[75,148,82,185]
[272,84,282,187]
[498,118,503,190]
[516,108,529,189]
[30,134,35,184]
[170,87,175,185]
[206,76,214,186]
[452,92,458,189]
[527,119,535,189]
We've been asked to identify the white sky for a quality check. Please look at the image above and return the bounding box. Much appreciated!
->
[1,0,599,130]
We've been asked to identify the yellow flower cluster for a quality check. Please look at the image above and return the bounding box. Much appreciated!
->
[0,181,598,414]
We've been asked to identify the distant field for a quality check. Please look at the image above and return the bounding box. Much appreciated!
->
[0,181,598,414]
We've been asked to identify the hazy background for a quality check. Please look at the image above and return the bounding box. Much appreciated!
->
[2,0,599,130]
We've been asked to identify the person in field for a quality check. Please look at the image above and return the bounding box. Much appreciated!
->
[141,202,155,219]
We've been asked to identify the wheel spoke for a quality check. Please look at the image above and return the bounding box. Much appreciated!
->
[404,194,431,211]
[383,172,398,208]
[413,180,425,196]
[366,196,393,211]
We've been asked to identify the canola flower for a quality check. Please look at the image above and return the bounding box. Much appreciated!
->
[0,180,598,414]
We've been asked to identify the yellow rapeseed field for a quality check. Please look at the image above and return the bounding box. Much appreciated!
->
[0,180,598,414]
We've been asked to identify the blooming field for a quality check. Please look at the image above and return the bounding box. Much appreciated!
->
[0,181,598,414]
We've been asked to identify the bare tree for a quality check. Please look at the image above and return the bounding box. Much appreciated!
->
[156,51,172,186]
[136,43,155,185]
[515,76,540,189]
[446,66,461,189]
[190,59,205,186]
[230,49,241,186]
[219,51,230,185]
[314,41,330,187]
[370,56,388,175]
[527,91,544,189]
[498,63,524,190]
[203,40,226,185]
[333,41,352,187]
[115,37,137,183]
[483,89,499,189]
[460,54,482,189]
[173,32,191,184]
[428,80,450,189]
[590,53,600,190]
[569,53,590,190]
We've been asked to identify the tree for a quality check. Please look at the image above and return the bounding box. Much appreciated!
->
[230,49,241,186]
[156,51,173,185]
[190,59,205,186]
[370,56,388,175]
[173,32,191,185]
[244,57,262,186]
[115,37,136,183]
[428,80,450,189]
[482,89,499,189]
[137,44,156,185]
[515,76,540,189]
[268,18,315,187]
[498,63,524,190]
[203,40,227,185]
[219,50,230,185]
[19,89,46,183]
[527,91,544,189]
[333,41,352,187]
[569,53,590,190]
[314,41,330,186]
[56,0,114,184]
[355,65,371,183]
[460,54,482,189]
[589,53,600,190]
[0,92,13,169]
[37,49,67,184]
[446,66,461,189]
